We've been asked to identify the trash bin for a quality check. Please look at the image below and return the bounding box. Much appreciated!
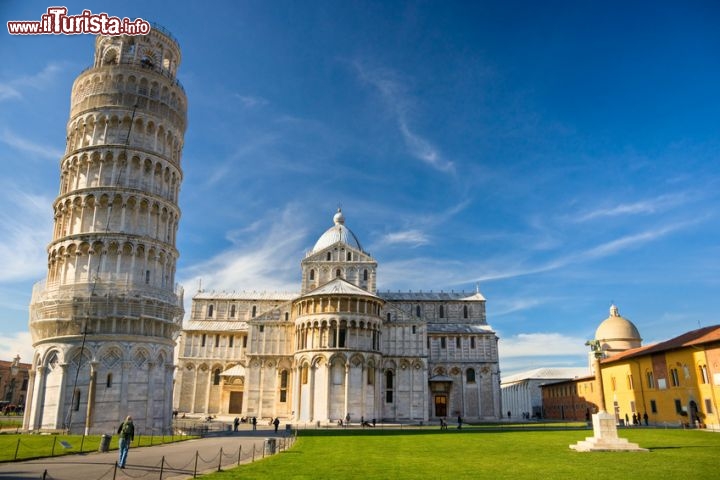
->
[285,424,292,433]
[99,434,111,452]
[265,438,277,455]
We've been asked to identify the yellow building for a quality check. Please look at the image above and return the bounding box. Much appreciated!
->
[598,325,720,429]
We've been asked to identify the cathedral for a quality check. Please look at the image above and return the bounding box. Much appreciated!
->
[175,209,502,423]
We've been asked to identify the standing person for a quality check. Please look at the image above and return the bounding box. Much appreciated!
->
[643,412,649,426]
[117,416,135,469]
[252,416,257,431]
[233,417,240,432]
[273,417,280,433]
[457,415,462,429]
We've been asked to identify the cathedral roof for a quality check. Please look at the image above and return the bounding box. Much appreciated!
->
[302,277,379,299]
[379,290,485,301]
[312,208,364,253]
[427,324,494,334]
[193,291,298,301]
[184,320,249,331]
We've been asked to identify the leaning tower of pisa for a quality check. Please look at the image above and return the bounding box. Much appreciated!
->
[26,25,187,434]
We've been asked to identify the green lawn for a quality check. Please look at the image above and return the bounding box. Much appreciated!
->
[0,432,197,462]
[207,428,720,480]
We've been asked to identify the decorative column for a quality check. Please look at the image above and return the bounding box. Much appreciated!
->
[84,361,98,435]
[570,340,646,452]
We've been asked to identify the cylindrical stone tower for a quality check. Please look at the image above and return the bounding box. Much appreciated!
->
[26,24,187,434]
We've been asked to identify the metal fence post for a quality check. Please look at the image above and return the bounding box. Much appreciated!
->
[237,445,242,466]
[14,437,20,460]
[218,447,223,472]
[193,451,199,478]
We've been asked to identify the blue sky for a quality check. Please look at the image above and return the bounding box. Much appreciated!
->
[1,1,719,376]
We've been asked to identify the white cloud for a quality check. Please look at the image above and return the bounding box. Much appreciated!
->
[177,204,311,317]
[575,193,689,222]
[234,94,268,108]
[0,331,35,364]
[351,60,454,173]
[0,62,65,102]
[379,229,430,247]
[0,84,21,101]
[499,332,589,358]
[1,129,64,161]
[0,188,53,282]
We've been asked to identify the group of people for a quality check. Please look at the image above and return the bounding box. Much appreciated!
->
[438,416,463,430]
[624,412,649,426]
[232,416,282,432]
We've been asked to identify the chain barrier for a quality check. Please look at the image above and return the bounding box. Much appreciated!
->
[195,449,220,464]
[19,433,297,479]
[161,451,196,472]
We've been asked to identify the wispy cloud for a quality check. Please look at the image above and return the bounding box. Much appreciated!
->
[379,229,430,247]
[0,84,21,101]
[177,203,311,317]
[0,331,35,365]
[1,129,64,161]
[0,187,53,282]
[0,62,66,102]
[574,193,689,222]
[234,94,268,108]
[491,298,549,317]
[351,60,454,173]
[499,332,589,358]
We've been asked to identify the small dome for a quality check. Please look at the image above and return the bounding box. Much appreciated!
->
[312,208,364,253]
[595,304,642,353]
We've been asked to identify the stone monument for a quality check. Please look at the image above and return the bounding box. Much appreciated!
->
[570,340,647,452]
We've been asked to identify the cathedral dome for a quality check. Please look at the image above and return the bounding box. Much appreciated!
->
[312,208,364,253]
[595,304,642,354]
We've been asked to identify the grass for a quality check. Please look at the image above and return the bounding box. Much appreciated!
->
[0,431,198,462]
[206,427,720,480]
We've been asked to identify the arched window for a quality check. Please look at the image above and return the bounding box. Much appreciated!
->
[230,305,236,317]
[73,389,81,411]
[309,269,315,280]
[106,373,113,388]
[347,252,352,261]
[252,305,257,317]
[302,365,309,384]
[336,269,342,278]
[387,313,391,321]
[439,305,444,318]
[363,269,368,281]
[463,305,468,319]
[208,304,214,318]
[285,312,289,321]
[416,305,421,317]
[466,369,476,383]
[385,371,394,403]
[213,368,221,385]
[280,370,288,402]
[326,252,331,261]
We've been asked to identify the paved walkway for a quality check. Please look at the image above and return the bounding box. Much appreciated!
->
[0,427,292,480]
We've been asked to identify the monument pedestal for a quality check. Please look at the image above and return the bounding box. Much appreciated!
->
[570,412,647,452]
